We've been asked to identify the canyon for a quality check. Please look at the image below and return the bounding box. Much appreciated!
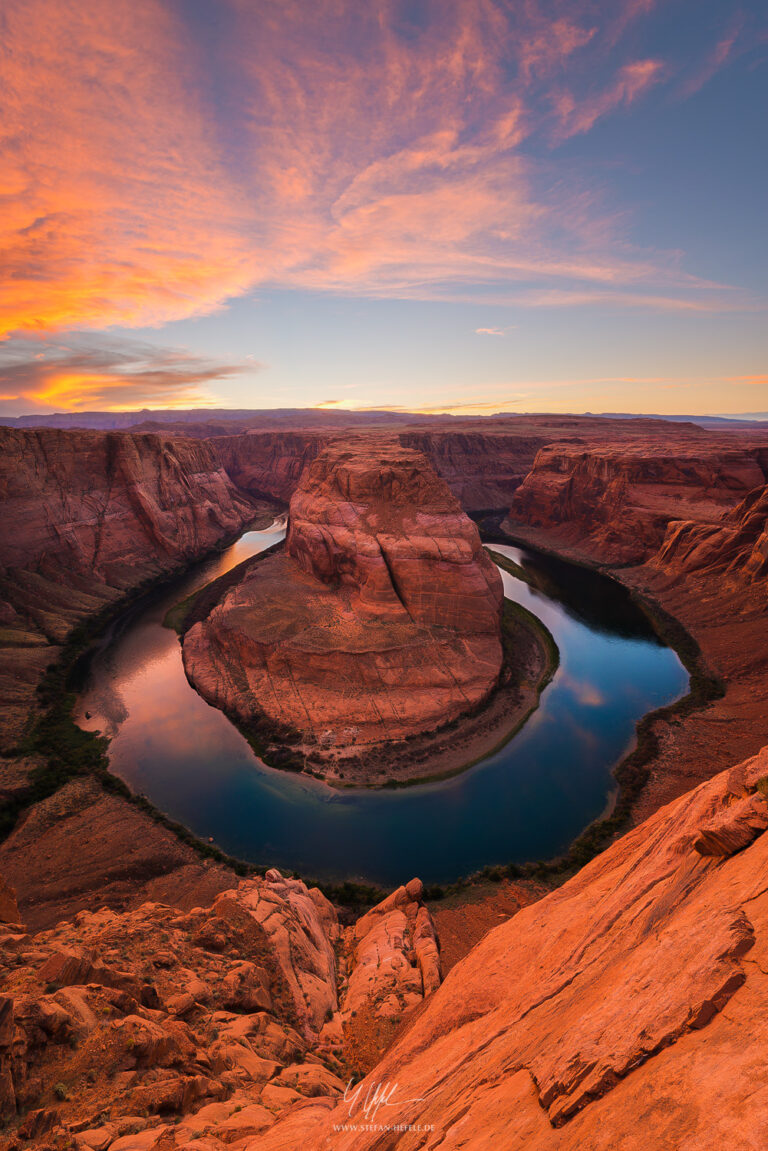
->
[0,429,268,749]
[507,437,767,565]
[1,411,768,1148]
[180,439,505,777]
[504,433,768,821]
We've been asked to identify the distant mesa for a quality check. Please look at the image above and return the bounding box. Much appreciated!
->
[181,438,504,775]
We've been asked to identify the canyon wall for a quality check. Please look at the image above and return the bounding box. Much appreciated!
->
[213,420,708,517]
[213,428,549,512]
[214,431,327,503]
[507,441,766,565]
[398,431,547,510]
[654,480,768,581]
[503,436,768,822]
[0,428,261,586]
[182,439,503,775]
[0,427,265,746]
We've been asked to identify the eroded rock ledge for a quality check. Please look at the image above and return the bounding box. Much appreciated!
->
[182,438,503,776]
[236,745,768,1150]
[0,868,441,1147]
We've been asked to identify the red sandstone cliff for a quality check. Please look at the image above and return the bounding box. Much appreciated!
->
[0,427,265,746]
[654,480,768,581]
[397,431,547,510]
[213,431,327,504]
[213,420,703,518]
[0,428,257,584]
[503,437,768,825]
[214,427,545,514]
[182,439,503,772]
[507,440,766,565]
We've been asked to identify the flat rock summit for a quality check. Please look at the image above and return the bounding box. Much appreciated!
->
[182,439,503,769]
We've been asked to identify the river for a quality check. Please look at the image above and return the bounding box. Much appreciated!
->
[76,520,688,886]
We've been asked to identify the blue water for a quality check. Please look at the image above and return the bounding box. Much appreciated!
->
[77,523,688,886]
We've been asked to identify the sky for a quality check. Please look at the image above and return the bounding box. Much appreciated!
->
[1,0,766,418]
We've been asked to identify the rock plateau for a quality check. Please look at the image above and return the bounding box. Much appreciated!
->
[182,439,503,771]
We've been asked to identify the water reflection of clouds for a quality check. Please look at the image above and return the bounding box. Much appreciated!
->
[79,526,689,885]
[559,673,606,707]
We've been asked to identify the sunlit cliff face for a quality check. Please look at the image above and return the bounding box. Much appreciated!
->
[0,0,764,415]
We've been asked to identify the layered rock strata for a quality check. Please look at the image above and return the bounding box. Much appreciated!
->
[0,427,265,747]
[505,442,768,821]
[654,480,768,581]
[214,431,327,504]
[0,428,257,585]
[182,440,503,767]
[508,441,766,565]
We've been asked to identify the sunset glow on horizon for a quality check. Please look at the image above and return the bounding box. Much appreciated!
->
[1,0,766,418]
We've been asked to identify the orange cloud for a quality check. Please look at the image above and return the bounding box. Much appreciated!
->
[0,335,257,413]
[0,0,742,360]
[0,0,254,340]
[727,375,768,387]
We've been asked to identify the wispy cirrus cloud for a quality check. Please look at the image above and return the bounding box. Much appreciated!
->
[0,0,255,340]
[0,0,755,363]
[551,58,664,138]
[0,335,257,413]
[678,23,742,98]
[726,374,768,387]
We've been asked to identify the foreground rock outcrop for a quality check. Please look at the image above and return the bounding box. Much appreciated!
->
[0,869,441,1148]
[7,747,768,1149]
[233,745,768,1150]
[182,439,503,773]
